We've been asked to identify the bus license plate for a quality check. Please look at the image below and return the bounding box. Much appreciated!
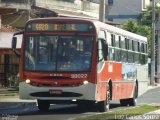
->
[49,90,62,94]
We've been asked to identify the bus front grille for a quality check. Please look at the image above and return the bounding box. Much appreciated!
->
[30,92,82,97]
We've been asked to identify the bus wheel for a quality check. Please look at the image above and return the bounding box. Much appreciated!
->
[120,99,128,106]
[128,85,138,106]
[37,100,50,111]
[77,101,95,111]
[98,86,110,112]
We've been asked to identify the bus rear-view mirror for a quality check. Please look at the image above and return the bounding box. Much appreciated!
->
[12,37,17,50]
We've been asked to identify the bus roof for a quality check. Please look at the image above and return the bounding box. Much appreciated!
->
[27,17,147,43]
[93,20,147,43]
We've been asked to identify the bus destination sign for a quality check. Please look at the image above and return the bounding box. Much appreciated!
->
[26,22,94,32]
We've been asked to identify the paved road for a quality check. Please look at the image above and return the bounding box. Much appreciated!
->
[0,101,123,120]
[0,86,160,120]
[137,86,160,105]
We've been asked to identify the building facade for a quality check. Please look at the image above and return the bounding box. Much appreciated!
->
[0,28,22,87]
[0,0,99,87]
[33,0,99,19]
[106,0,151,24]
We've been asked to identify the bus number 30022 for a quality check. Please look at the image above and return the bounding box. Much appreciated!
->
[71,74,88,78]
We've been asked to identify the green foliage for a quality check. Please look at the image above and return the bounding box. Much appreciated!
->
[122,19,151,56]
[138,5,160,26]
[123,19,138,33]
[123,4,160,57]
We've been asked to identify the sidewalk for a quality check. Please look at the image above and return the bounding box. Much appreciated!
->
[0,87,36,110]
[147,83,160,90]
[127,109,160,120]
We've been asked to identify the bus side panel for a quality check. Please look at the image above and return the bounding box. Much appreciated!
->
[111,63,137,100]
[97,61,136,101]
[96,83,107,101]
[97,61,122,101]
[97,62,122,82]
[112,82,134,100]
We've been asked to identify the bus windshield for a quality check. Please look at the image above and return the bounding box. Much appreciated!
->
[24,35,93,72]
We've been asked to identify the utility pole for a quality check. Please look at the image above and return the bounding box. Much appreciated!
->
[156,11,160,83]
[28,0,31,20]
[99,0,105,22]
[0,0,1,29]
[150,0,155,85]
[0,15,1,29]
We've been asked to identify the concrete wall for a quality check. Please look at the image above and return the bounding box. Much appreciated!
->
[35,0,99,18]
[0,1,30,10]
[106,0,151,24]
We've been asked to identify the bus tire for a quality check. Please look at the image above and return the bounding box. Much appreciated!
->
[98,85,110,112]
[77,101,95,111]
[128,85,138,106]
[37,100,50,111]
[120,99,128,106]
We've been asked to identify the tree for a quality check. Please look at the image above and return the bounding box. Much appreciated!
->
[122,19,151,56]
[138,4,160,58]
[123,19,137,33]
[122,4,160,57]
[138,5,160,26]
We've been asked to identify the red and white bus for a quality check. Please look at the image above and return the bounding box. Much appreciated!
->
[12,17,148,112]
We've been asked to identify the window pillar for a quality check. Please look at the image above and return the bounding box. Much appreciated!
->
[0,15,1,29]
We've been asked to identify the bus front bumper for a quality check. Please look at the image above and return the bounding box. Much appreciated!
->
[19,82,96,101]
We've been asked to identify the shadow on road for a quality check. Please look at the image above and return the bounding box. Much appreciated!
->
[17,103,121,116]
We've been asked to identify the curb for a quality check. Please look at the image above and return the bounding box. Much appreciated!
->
[127,109,160,120]
[145,109,160,114]
[0,102,36,110]
[147,84,160,90]
[0,97,36,110]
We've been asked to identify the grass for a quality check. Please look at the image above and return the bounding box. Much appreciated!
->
[74,105,160,120]
[0,93,19,98]
[0,87,19,97]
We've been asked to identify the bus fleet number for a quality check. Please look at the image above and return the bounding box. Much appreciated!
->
[71,74,87,78]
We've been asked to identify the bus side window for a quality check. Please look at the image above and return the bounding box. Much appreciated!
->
[98,39,104,62]
[98,39,108,61]
[128,51,134,63]
[144,43,147,53]
[107,32,112,46]
[115,48,121,62]
[140,43,148,64]
[120,36,125,49]
[115,35,120,48]
[141,43,145,53]
[129,39,133,51]
[133,41,139,52]
[121,50,127,62]
[98,30,108,61]
[107,32,115,61]
[144,44,148,64]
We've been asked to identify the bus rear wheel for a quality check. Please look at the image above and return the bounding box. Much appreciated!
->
[98,85,110,112]
[128,85,138,106]
[120,99,128,106]
[120,84,138,107]
[37,100,50,111]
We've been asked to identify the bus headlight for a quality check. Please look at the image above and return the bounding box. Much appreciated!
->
[26,79,31,84]
[83,80,89,85]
